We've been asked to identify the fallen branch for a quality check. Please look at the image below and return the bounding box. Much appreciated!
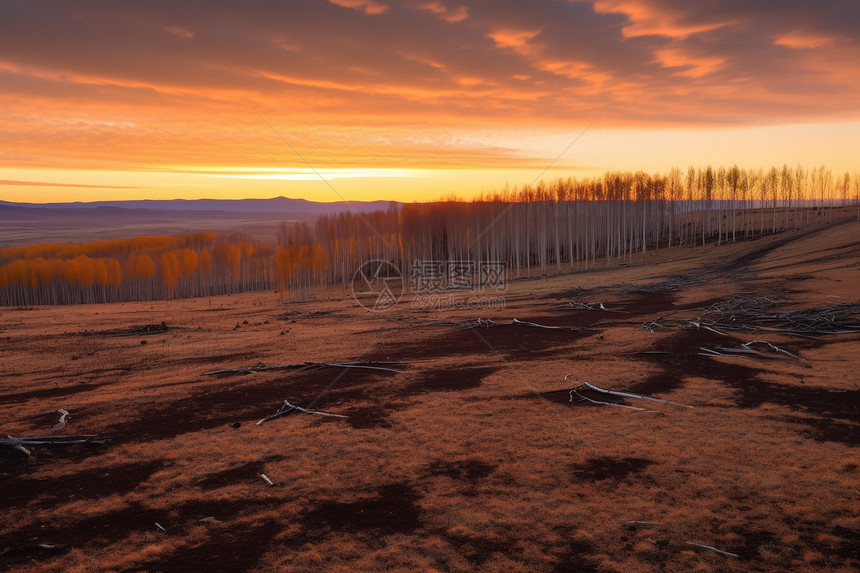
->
[742,340,801,360]
[699,340,803,362]
[1,435,105,456]
[317,362,404,373]
[625,521,662,528]
[84,322,169,337]
[685,542,739,558]
[581,382,691,408]
[204,361,404,376]
[641,301,860,337]
[563,302,624,312]
[53,409,70,431]
[512,318,565,329]
[256,400,347,425]
[697,347,727,357]
[588,319,641,327]
[203,362,296,375]
[622,277,700,294]
[689,320,729,336]
[570,386,661,413]
[700,301,860,335]
[467,317,572,330]
[642,320,671,333]
[568,381,691,413]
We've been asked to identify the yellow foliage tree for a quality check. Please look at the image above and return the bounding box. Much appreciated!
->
[160,251,181,297]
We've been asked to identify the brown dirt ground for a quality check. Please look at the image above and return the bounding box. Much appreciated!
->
[2,215,859,572]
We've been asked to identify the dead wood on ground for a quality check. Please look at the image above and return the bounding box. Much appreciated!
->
[465,317,575,330]
[52,408,70,431]
[685,542,739,558]
[568,381,691,413]
[84,322,169,337]
[257,399,348,425]
[204,361,404,376]
[561,301,624,312]
[1,435,105,456]
[642,300,860,336]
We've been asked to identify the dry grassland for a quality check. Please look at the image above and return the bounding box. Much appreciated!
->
[2,218,858,572]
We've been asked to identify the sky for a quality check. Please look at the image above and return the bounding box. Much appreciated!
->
[1,0,859,203]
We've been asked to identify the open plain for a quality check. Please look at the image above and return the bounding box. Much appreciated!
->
[2,217,859,572]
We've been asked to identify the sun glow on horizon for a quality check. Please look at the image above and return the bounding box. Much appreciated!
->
[1,1,858,205]
[2,118,858,205]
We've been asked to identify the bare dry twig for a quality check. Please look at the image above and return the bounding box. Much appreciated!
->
[204,361,404,376]
[643,300,860,336]
[465,317,575,330]
[52,408,70,431]
[562,301,624,312]
[256,400,347,425]
[699,340,803,361]
[1,435,105,456]
[568,381,691,413]
[685,542,739,558]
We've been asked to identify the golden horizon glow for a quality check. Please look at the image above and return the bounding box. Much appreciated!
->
[1,1,858,204]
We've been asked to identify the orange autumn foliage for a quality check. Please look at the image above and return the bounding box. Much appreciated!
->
[0,232,216,264]
[160,251,181,295]
[105,258,124,286]
[127,252,156,278]
[1,231,275,304]
[198,247,213,272]
[179,249,198,276]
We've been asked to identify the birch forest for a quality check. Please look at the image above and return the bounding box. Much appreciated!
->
[0,232,277,306]
[2,165,858,306]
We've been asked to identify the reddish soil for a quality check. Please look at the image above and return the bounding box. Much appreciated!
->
[2,215,859,572]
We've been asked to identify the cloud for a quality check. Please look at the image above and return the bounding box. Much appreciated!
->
[655,47,725,78]
[774,33,833,50]
[591,0,734,38]
[0,179,139,189]
[487,28,542,53]
[418,1,469,23]
[328,0,390,15]
[0,0,857,172]
[163,26,195,39]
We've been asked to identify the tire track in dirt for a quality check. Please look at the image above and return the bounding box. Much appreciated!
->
[724,217,856,270]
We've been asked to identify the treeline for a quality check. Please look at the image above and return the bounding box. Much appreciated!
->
[3,164,857,305]
[0,232,277,305]
[275,164,859,300]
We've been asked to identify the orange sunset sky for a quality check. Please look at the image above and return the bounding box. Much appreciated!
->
[1,0,858,203]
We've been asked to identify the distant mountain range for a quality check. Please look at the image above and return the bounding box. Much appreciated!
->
[0,196,399,215]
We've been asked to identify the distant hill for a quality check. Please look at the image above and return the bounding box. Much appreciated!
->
[0,197,401,247]
[0,196,398,215]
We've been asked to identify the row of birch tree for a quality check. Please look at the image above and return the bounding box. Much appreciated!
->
[275,164,858,300]
[2,164,857,305]
[0,232,277,305]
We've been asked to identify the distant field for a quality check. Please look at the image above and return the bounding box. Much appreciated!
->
[0,207,314,247]
[1,219,858,572]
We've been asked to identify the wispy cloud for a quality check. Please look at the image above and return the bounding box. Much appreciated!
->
[0,0,857,174]
[0,179,140,189]
[203,168,427,180]
[328,0,390,15]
